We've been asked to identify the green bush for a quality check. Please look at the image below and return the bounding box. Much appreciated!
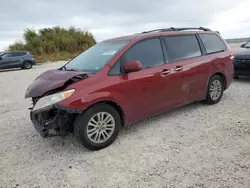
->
[8,26,96,62]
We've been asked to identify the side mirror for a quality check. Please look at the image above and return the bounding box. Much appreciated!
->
[0,57,2,60]
[123,60,142,73]
[241,43,246,48]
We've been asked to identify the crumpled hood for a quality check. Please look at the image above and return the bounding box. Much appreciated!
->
[25,69,89,98]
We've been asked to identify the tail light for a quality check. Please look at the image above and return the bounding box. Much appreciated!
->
[229,52,234,60]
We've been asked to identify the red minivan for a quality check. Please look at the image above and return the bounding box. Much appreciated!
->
[25,27,234,150]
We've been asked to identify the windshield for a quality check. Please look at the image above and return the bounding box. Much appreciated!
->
[64,40,129,72]
[245,40,250,48]
[0,53,8,58]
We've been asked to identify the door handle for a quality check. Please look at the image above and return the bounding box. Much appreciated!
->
[174,66,183,71]
[161,69,171,76]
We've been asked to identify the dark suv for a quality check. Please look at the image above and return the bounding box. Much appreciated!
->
[0,51,36,70]
[233,39,250,78]
[25,27,234,150]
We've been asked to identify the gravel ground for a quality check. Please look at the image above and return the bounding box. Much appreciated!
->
[0,62,250,188]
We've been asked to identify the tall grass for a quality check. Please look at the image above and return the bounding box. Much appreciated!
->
[8,26,96,62]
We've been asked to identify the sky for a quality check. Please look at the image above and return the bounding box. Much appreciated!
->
[1,0,250,50]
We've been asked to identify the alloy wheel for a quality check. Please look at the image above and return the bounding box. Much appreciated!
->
[25,62,32,69]
[87,112,115,144]
[209,80,222,101]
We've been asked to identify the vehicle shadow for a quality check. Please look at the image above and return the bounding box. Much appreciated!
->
[46,101,204,152]
[0,68,22,73]
[0,66,41,73]
[45,133,91,152]
[45,92,233,152]
[233,77,250,83]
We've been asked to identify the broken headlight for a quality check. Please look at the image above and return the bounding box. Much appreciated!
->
[32,89,75,112]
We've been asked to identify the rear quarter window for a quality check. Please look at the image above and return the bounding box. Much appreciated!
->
[198,34,226,54]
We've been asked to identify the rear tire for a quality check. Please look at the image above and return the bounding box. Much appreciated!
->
[74,104,121,151]
[204,75,224,105]
[22,61,32,69]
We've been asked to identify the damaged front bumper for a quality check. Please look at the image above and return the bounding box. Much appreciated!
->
[30,104,82,138]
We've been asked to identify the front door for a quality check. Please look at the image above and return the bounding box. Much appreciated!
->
[0,53,12,69]
[7,52,23,68]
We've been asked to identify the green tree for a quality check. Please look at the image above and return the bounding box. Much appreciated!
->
[8,26,96,62]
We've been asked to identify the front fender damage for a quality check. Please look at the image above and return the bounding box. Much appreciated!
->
[26,69,90,138]
[25,69,89,98]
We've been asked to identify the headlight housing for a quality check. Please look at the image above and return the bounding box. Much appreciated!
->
[32,89,75,112]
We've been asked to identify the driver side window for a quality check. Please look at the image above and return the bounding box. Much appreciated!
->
[108,38,165,75]
[123,38,165,69]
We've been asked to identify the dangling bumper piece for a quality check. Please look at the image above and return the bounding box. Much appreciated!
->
[30,104,82,138]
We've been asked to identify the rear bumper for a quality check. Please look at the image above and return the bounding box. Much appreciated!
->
[233,62,250,76]
[31,60,36,65]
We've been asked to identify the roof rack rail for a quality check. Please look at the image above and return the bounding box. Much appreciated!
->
[142,27,212,33]
[170,27,212,31]
[142,28,174,33]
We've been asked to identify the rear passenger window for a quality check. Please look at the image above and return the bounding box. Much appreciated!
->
[199,34,226,54]
[164,35,201,62]
[123,38,164,69]
[19,52,27,56]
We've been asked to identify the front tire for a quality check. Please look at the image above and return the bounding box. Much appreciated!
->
[74,104,121,150]
[204,75,224,105]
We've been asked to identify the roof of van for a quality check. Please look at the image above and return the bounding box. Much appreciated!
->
[103,27,219,42]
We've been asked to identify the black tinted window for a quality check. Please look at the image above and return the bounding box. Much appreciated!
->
[124,38,164,69]
[19,52,27,56]
[164,35,201,62]
[9,52,26,57]
[199,34,226,54]
[10,52,18,57]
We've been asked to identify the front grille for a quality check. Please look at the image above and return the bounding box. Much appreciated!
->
[234,58,250,63]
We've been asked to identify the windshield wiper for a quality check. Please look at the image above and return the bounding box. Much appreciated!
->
[66,68,79,72]
[61,66,97,74]
[61,66,79,72]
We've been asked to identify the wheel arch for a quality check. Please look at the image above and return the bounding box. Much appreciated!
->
[211,72,227,90]
[81,100,126,126]
[22,60,33,68]
[22,59,33,64]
